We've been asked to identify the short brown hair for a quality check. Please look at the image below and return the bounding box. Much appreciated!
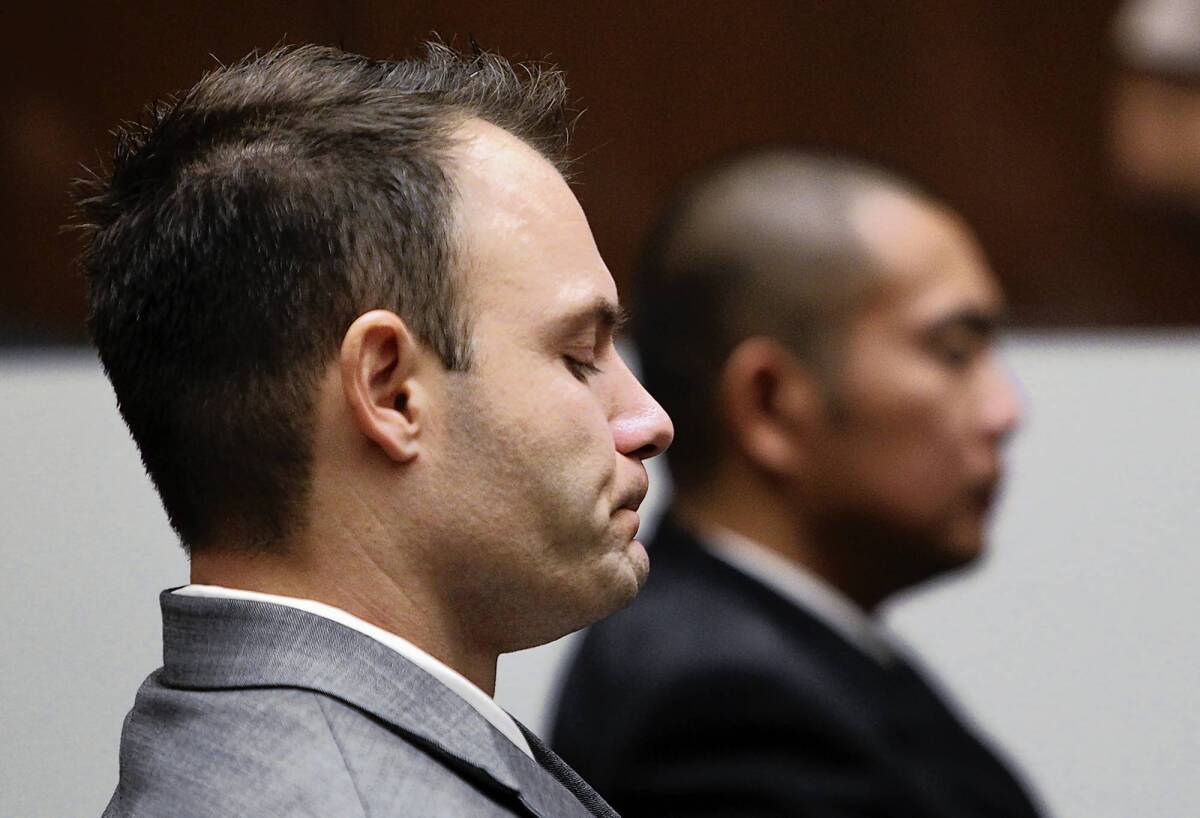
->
[75,43,573,551]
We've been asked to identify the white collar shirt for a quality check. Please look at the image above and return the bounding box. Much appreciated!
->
[699,525,896,665]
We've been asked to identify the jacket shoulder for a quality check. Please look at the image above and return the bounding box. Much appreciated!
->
[103,673,369,817]
[103,672,519,817]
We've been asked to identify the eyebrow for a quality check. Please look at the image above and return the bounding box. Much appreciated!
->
[927,306,1005,337]
[554,297,629,339]
[599,300,629,334]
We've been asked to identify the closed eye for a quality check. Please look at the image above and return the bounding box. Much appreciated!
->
[924,308,999,369]
[929,330,984,368]
[564,355,603,382]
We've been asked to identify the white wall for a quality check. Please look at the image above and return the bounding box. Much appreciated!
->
[2,334,1197,818]
[882,333,1200,818]
[0,352,185,818]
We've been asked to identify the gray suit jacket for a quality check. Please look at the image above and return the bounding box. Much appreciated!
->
[102,590,618,818]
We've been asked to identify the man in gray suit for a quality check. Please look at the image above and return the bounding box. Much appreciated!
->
[76,43,672,817]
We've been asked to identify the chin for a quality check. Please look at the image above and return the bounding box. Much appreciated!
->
[594,558,647,618]
[587,543,650,622]
[513,555,648,651]
[930,530,987,574]
[624,537,651,588]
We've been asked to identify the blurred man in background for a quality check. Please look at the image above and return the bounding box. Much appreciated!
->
[552,149,1042,818]
[78,43,671,818]
[1111,0,1200,211]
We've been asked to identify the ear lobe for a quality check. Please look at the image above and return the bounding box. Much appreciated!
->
[339,310,427,463]
[719,337,818,477]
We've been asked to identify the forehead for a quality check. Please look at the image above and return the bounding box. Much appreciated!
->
[849,191,1003,323]
[447,119,616,323]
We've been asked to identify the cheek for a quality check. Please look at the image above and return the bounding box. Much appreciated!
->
[890,408,963,481]
[514,377,617,509]
[456,357,618,512]
[559,397,619,504]
[837,396,968,519]
[477,365,595,447]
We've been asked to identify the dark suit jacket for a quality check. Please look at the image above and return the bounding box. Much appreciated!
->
[551,515,1043,818]
[103,590,617,818]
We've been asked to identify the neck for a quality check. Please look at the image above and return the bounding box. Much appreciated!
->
[673,465,897,615]
[189,533,501,695]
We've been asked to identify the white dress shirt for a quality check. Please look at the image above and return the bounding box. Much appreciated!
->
[700,525,896,664]
[173,584,534,759]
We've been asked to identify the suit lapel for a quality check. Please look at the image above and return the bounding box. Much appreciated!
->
[660,521,1041,817]
[515,721,620,818]
[653,516,903,724]
[158,590,600,818]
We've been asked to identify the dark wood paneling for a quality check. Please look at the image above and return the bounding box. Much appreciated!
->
[5,0,1193,340]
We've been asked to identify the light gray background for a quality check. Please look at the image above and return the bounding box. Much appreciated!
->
[2,333,1197,818]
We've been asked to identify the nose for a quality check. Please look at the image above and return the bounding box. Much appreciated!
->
[612,365,674,461]
[982,358,1024,444]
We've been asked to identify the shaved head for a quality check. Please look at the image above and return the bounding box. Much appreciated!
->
[635,149,946,491]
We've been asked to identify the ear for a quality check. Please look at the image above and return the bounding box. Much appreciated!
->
[718,337,822,477]
[339,310,430,463]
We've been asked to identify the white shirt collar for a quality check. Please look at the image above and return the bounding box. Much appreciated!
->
[699,525,895,664]
[173,584,534,759]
